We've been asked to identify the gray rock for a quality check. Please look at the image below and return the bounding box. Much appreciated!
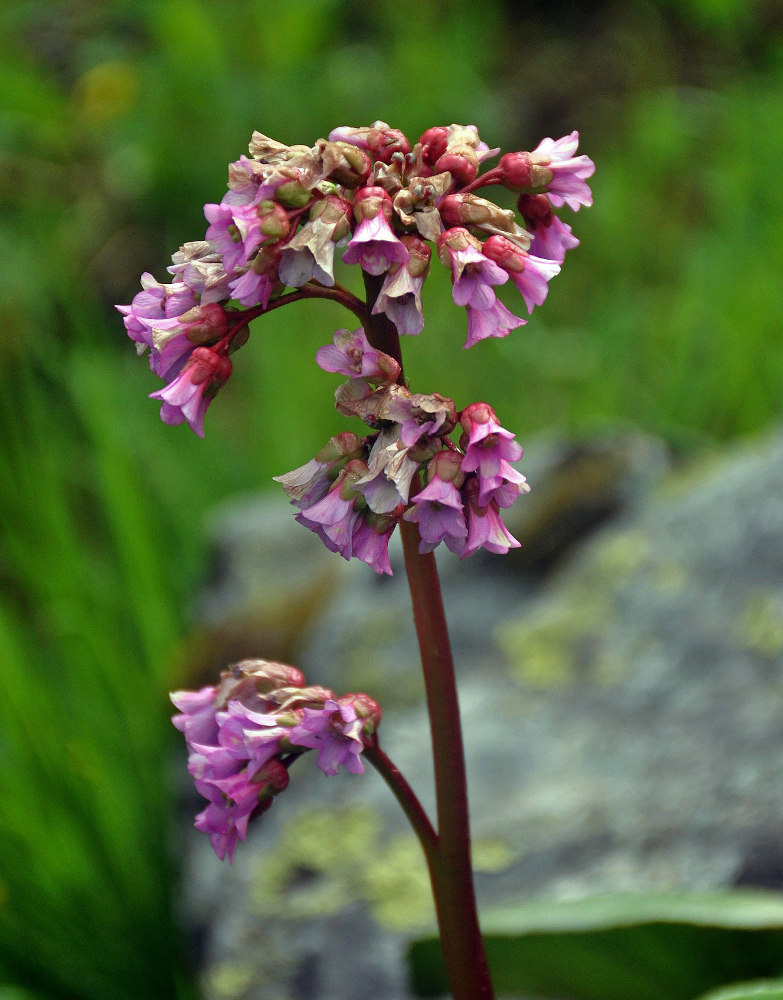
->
[181,427,783,1000]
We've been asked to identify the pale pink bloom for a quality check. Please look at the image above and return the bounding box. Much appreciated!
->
[461,480,521,559]
[482,235,561,314]
[288,699,366,776]
[531,131,595,211]
[459,402,524,481]
[464,299,525,349]
[438,229,525,348]
[404,476,468,555]
[116,273,196,350]
[476,459,530,508]
[530,215,580,262]
[351,516,395,575]
[342,212,410,275]
[316,328,400,383]
[371,258,427,336]
[294,461,367,559]
[149,348,232,438]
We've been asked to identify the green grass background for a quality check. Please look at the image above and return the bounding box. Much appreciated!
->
[1,0,782,996]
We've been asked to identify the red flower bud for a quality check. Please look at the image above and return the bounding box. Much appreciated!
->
[434,147,478,185]
[367,126,411,164]
[517,193,554,228]
[419,126,449,166]
[499,151,533,191]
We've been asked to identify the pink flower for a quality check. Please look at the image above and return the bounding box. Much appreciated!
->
[274,432,364,508]
[461,478,521,559]
[482,235,561,314]
[517,194,580,263]
[371,235,430,336]
[294,461,367,559]
[464,299,525,349]
[475,458,530,508]
[149,347,232,437]
[342,187,409,276]
[459,402,523,481]
[351,512,397,575]
[404,473,468,555]
[316,328,400,383]
[116,273,196,350]
[288,698,367,776]
[530,131,595,211]
[437,228,525,349]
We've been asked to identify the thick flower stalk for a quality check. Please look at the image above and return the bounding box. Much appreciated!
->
[123,120,593,1000]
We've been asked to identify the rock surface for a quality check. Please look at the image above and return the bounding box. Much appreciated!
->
[179,427,783,1000]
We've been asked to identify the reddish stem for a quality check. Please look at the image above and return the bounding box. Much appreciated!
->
[364,737,437,867]
[217,282,372,354]
[362,271,495,1000]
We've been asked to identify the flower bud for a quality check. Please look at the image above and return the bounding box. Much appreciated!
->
[517,193,554,228]
[174,303,230,345]
[314,431,364,465]
[427,449,465,488]
[324,141,372,187]
[434,145,478,185]
[341,692,382,734]
[256,200,291,240]
[499,151,553,192]
[187,346,232,387]
[482,234,526,273]
[419,126,449,166]
[275,171,311,208]
[367,126,411,164]
[352,186,394,224]
[459,400,498,437]
[311,193,354,242]
[254,758,290,798]
[436,226,482,268]
[399,234,431,278]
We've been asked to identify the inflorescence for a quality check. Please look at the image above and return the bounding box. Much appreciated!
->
[126,121,594,858]
[118,121,593,575]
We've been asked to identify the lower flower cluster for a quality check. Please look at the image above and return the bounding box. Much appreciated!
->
[274,328,529,574]
[171,659,381,862]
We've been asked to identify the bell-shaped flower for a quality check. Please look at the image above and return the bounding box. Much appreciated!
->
[404,452,468,555]
[517,193,580,263]
[371,235,430,336]
[341,187,409,276]
[437,228,525,348]
[459,402,524,481]
[149,347,232,438]
[460,477,521,559]
[529,131,595,211]
[482,235,561,314]
[288,698,370,776]
[316,327,400,384]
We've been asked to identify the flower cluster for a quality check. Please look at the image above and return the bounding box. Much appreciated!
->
[118,122,593,434]
[171,659,381,862]
[274,328,529,574]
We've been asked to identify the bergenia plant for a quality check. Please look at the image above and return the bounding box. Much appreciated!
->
[120,120,593,1000]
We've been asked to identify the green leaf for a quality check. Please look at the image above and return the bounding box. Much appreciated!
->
[697,980,783,1000]
[408,892,783,1000]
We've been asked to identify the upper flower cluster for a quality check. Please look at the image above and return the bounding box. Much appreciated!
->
[118,122,594,435]
[274,328,529,574]
[171,658,381,862]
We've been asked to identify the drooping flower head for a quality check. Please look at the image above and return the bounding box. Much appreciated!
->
[171,660,382,861]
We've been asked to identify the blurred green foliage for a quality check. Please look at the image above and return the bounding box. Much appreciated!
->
[1,0,782,997]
